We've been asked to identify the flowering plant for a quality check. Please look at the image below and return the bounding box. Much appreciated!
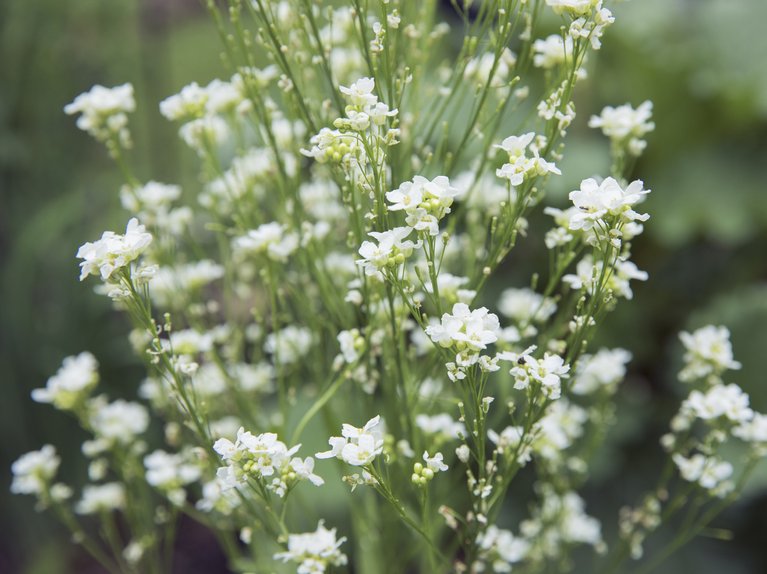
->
[12,1,766,573]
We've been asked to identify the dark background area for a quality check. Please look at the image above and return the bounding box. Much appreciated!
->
[2,0,766,572]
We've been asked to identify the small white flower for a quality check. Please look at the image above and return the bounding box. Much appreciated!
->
[571,348,631,394]
[678,325,741,383]
[65,83,135,146]
[75,482,126,514]
[317,416,384,467]
[11,445,60,496]
[589,101,654,156]
[339,77,377,108]
[234,222,299,263]
[425,303,500,352]
[356,227,421,277]
[568,177,650,231]
[423,451,448,473]
[545,0,599,17]
[290,457,325,486]
[682,384,753,424]
[89,399,149,444]
[498,288,557,325]
[77,218,153,282]
[274,521,348,573]
[533,35,574,69]
[31,352,99,410]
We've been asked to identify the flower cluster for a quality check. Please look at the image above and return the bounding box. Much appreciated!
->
[501,346,570,400]
[303,77,398,166]
[356,227,420,279]
[316,416,384,467]
[76,218,153,284]
[495,132,561,187]
[273,521,348,574]
[426,303,500,381]
[31,352,99,410]
[386,175,461,236]
[64,83,135,150]
[411,451,448,486]
[567,177,650,234]
[678,325,742,383]
[589,101,655,156]
[18,2,766,573]
[214,428,323,498]
[234,222,299,263]
[10,445,61,499]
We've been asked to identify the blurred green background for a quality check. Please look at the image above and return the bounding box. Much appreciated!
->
[1,0,766,572]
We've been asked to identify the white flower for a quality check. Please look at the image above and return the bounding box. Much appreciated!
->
[179,116,229,154]
[144,450,201,505]
[733,413,767,445]
[356,227,420,277]
[488,425,533,466]
[77,218,153,282]
[65,83,135,145]
[464,49,517,87]
[289,457,325,486]
[425,303,500,352]
[477,525,529,573]
[533,400,588,461]
[568,177,650,231]
[340,77,377,108]
[571,348,631,394]
[160,82,208,121]
[545,0,599,16]
[264,326,314,365]
[337,329,364,364]
[497,288,557,325]
[274,521,348,573]
[415,414,466,440]
[521,489,603,554]
[495,132,535,160]
[75,482,126,514]
[10,445,60,496]
[234,222,299,263]
[31,352,99,409]
[423,273,475,304]
[589,101,654,156]
[341,434,382,466]
[673,454,733,494]
[212,428,319,496]
[563,255,648,300]
[682,384,753,424]
[533,35,574,69]
[495,133,560,186]
[502,347,570,399]
[120,181,181,215]
[678,325,742,383]
[89,399,149,444]
[317,416,384,467]
[386,175,461,236]
[423,451,448,473]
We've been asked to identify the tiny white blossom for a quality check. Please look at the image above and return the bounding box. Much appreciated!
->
[568,177,650,231]
[317,416,384,467]
[678,325,741,383]
[77,218,153,282]
[65,83,135,146]
[274,521,348,573]
[11,445,61,496]
[75,482,126,514]
[31,352,99,410]
[589,101,654,156]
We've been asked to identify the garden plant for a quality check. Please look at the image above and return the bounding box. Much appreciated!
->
[10,1,767,572]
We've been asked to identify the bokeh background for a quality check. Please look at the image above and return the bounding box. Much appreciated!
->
[2,0,766,572]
